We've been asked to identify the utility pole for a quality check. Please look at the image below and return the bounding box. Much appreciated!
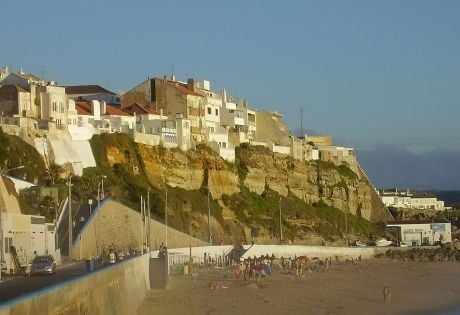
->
[345,205,349,246]
[68,175,73,258]
[279,197,283,244]
[164,178,168,248]
[140,195,144,253]
[147,188,151,251]
[207,189,212,245]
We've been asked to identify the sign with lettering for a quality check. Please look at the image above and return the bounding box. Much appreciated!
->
[431,223,445,232]
[403,228,423,234]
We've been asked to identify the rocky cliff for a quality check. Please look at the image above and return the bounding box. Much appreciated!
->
[2,131,386,246]
[101,137,386,245]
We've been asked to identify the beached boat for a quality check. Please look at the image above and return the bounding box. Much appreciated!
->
[375,239,392,247]
[355,240,367,247]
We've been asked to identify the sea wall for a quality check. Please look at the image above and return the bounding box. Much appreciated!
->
[0,254,151,315]
[162,244,409,263]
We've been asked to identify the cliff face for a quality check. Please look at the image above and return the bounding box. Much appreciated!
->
[127,143,386,244]
[2,131,386,245]
[236,145,386,222]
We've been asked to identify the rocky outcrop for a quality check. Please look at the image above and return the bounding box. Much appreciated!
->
[236,145,386,223]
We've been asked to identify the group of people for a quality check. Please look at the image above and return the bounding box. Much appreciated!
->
[234,254,275,281]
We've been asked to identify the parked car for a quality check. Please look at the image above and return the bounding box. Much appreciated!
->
[29,255,56,276]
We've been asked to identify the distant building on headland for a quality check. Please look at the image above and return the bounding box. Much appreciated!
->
[386,219,452,246]
[379,189,447,211]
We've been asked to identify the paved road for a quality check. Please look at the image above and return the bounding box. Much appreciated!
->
[0,260,103,304]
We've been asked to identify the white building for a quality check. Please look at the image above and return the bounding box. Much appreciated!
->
[37,84,68,129]
[1,212,56,274]
[379,189,446,211]
[386,219,452,246]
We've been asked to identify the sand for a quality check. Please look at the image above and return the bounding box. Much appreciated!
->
[137,259,460,315]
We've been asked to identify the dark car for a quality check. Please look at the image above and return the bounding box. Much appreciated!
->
[29,255,56,276]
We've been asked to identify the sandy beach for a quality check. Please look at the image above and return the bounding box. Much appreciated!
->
[138,258,460,315]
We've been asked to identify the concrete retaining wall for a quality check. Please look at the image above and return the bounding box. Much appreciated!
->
[0,254,151,315]
[71,199,207,259]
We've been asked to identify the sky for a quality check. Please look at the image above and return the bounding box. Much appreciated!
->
[1,0,460,190]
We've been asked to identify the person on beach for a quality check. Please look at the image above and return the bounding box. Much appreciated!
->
[109,249,116,264]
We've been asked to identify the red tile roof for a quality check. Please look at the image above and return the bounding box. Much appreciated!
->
[154,77,203,97]
[65,85,116,95]
[75,101,131,116]
[174,82,203,97]
[122,102,159,115]
[75,101,92,115]
[106,104,132,116]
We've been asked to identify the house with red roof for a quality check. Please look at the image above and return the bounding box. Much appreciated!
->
[66,99,134,140]
[122,102,192,151]
[121,76,207,143]
[65,85,120,106]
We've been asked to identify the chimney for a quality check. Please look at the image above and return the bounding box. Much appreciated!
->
[187,78,196,92]
[91,100,101,118]
[100,101,107,115]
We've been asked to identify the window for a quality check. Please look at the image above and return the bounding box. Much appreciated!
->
[207,107,211,115]
[215,109,219,116]
[4,237,12,253]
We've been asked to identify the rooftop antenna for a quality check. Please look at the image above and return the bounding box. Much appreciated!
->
[171,63,174,80]
[40,66,46,81]
[300,103,304,138]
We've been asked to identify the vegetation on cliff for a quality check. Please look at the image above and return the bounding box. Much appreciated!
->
[0,128,46,182]
[8,132,381,244]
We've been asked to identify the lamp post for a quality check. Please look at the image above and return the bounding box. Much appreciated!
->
[163,176,168,248]
[345,205,349,247]
[100,175,107,200]
[0,165,25,175]
[67,175,73,258]
[279,197,283,244]
[207,189,212,245]
[88,199,93,216]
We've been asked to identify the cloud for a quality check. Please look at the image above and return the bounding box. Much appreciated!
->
[356,145,460,190]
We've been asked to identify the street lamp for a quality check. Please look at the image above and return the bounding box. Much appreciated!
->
[101,175,107,200]
[279,197,283,244]
[0,165,25,175]
[88,199,93,216]
[162,175,168,248]
[207,189,212,245]
[67,176,73,259]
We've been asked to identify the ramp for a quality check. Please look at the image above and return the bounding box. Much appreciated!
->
[9,246,25,275]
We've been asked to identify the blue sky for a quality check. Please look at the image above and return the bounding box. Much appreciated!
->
[2,1,460,189]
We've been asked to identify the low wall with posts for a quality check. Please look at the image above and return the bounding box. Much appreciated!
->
[0,253,152,315]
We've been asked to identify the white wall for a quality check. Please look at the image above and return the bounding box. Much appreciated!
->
[272,144,290,155]
[1,213,56,273]
[387,222,452,245]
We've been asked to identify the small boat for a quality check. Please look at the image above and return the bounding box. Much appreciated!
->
[376,239,392,247]
[355,240,367,247]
